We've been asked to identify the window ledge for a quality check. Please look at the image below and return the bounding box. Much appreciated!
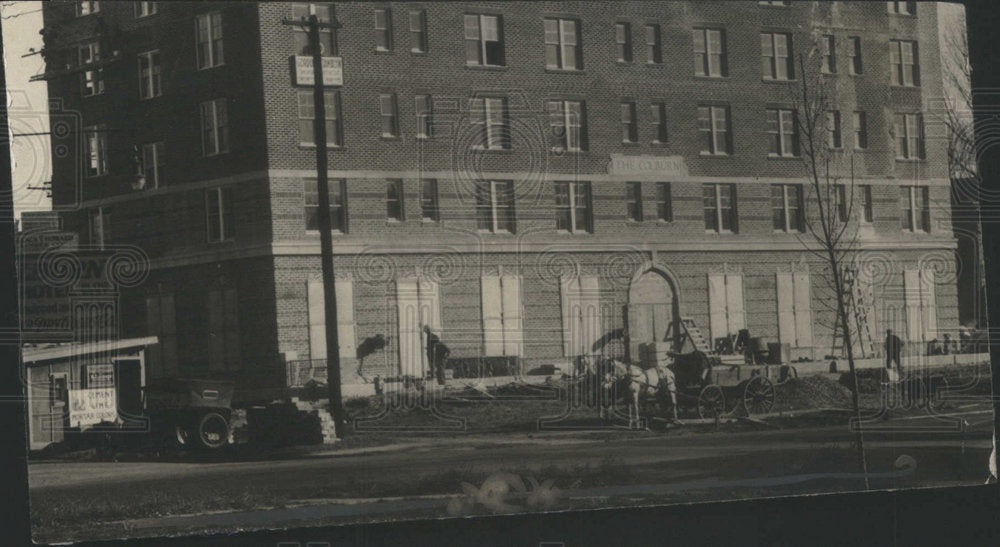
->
[699,152,732,158]
[471,147,514,153]
[545,68,586,75]
[305,230,347,236]
[410,50,428,56]
[767,154,801,160]
[196,63,225,72]
[645,62,664,67]
[298,144,344,151]
[421,218,440,224]
[693,75,728,81]
[895,158,928,163]
[379,135,402,141]
[615,60,634,66]
[465,64,508,71]
[889,84,922,90]
[551,148,588,155]
[762,78,796,84]
[650,140,669,147]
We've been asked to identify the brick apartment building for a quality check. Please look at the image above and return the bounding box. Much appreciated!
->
[38,1,964,397]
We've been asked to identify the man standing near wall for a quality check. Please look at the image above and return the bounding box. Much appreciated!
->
[424,325,450,386]
[884,329,903,381]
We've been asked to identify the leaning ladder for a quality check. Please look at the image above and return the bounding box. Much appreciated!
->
[678,317,713,354]
[831,267,875,359]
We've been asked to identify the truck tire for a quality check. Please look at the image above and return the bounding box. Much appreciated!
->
[196,411,230,450]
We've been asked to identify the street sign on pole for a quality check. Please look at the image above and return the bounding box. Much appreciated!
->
[292,55,343,86]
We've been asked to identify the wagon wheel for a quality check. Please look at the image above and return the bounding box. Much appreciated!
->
[697,385,726,419]
[741,376,775,416]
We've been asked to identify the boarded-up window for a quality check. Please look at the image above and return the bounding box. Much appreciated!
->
[395,277,440,377]
[481,275,523,356]
[561,275,602,357]
[776,273,813,348]
[708,273,745,345]
[307,278,356,361]
[904,268,937,343]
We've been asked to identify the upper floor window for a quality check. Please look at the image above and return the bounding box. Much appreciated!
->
[771,184,804,233]
[415,95,433,139]
[615,22,632,62]
[421,179,439,221]
[196,12,224,69]
[821,34,836,74]
[547,100,586,152]
[698,105,731,155]
[887,1,916,15]
[409,10,428,53]
[78,41,104,97]
[135,1,157,18]
[89,207,110,249]
[853,111,868,149]
[77,1,99,17]
[890,40,920,86]
[827,110,842,149]
[894,113,925,159]
[465,14,505,66]
[291,3,336,55]
[305,179,347,233]
[141,141,165,189]
[200,98,229,156]
[374,8,392,52]
[656,182,672,222]
[85,125,108,177]
[470,97,510,149]
[297,90,342,147]
[544,18,582,70]
[554,181,592,233]
[848,36,863,75]
[834,184,848,223]
[704,183,736,233]
[767,108,799,157]
[206,187,235,243]
[900,185,930,232]
[693,28,726,77]
[645,24,662,64]
[620,101,638,143]
[860,185,874,223]
[761,32,793,80]
[475,180,515,233]
[138,50,162,99]
[386,179,404,222]
[379,93,399,138]
[651,102,667,143]
[626,182,643,222]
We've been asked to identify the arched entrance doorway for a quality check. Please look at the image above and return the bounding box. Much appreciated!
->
[627,269,680,363]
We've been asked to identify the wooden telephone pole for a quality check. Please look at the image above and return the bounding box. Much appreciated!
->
[283,13,346,437]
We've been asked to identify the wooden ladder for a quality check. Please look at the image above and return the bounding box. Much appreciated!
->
[679,317,713,354]
[832,268,875,359]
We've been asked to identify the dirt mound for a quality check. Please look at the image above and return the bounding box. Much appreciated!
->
[774,375,853,412]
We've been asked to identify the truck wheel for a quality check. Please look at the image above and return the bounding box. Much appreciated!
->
[196,412,230,450]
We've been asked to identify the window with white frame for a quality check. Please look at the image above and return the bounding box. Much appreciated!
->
[771,184,803,232]
[409,10,428,53]
[135,1,157,18]
[304,179,347,233]
[206,187,234,242]
[698,105,731,155]
[297,90,341,146]
[415,95,433,138]
[894,113,925,159]
[888,1,917,15]
[196,12,224,69]
[900,185,930,233]
[821,34,836,74]
[307,276,355,360]
[708,272,745,346]
[77,1,99,16]
[464,14,505,66]
[651,102,667,143]
[645,24,662,64]
[475,180,515,233]
[141,141,164,188]
[853,111,868,149]
[85,125,107,177]
[88,207,110,248]
[903,268,937,345]
[621,101,638,143]
[379,93,399,137]
[482,275,523,357]
[848,36,863,75]
[547,100,586,151]
[861,185,873,223]
[656,182,672,222]
[374,8,392,51]
[704,183,736,233]
[396,277,440,377]
[626,182,643,222]
[78,41,104,97]
[554,181,592,233]
[420,179,439,221]
[200,99,229,156]
[470,97,509,149]
[761,32,793,80]
[386,179,404,222]
[890,40,920,86]
[827,110,842,149]
[615,22,632,62]
[767,108,799,156]
[291,3,336,55]
[544,18,582,70]
[776,272,813,348]
[138,50,161,99]
[693,28,726,77]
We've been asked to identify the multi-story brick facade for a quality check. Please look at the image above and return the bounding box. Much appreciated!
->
[39,1,964,396]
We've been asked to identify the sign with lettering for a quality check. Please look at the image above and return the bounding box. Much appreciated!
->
[293,55,343,86]
[85,364,114,389]
[68,388,117,427]
[608,154,690,178]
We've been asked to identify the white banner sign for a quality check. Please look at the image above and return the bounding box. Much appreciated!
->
[608,154,689,178]
[294,55,343,86]
[69,388,117,427]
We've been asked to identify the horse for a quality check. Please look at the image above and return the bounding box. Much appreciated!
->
[606,359,679,429]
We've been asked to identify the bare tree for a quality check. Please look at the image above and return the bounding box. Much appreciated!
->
[787,42,869,488]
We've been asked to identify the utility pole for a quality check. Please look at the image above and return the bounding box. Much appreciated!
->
[283,13,346,437]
